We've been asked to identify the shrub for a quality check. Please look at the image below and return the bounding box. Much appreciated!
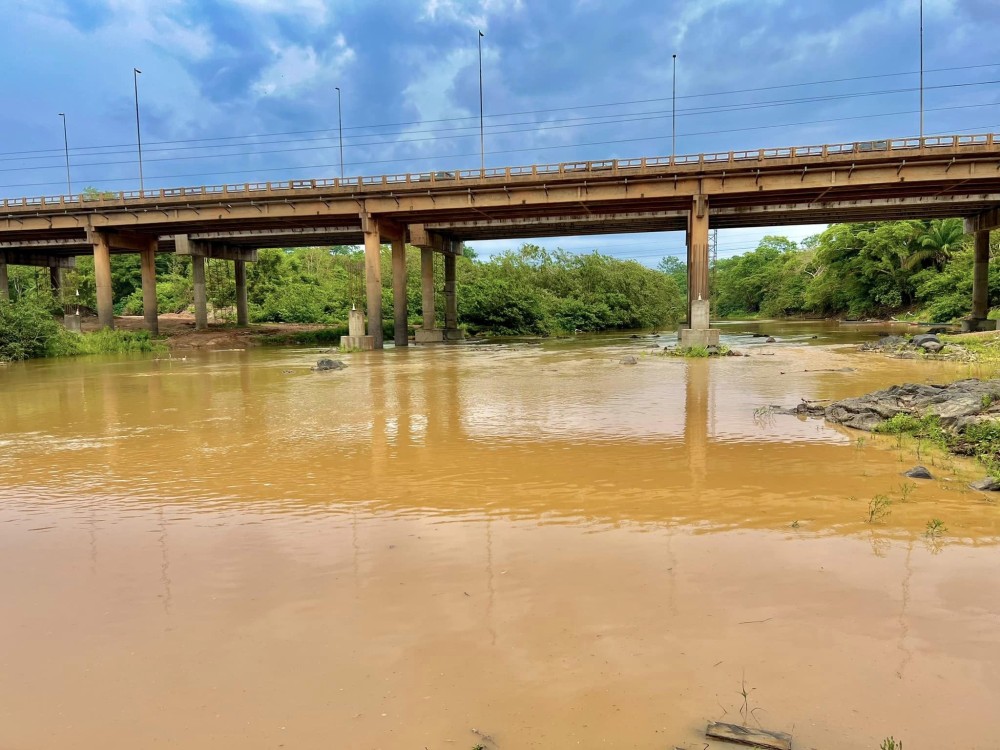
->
[0,295,61,361]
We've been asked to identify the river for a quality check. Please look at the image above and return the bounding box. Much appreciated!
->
[1,321,998,749]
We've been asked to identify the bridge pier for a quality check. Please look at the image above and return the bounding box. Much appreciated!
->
[679,194,719,347]
[363,223,384,348]
[140,242,159,335]
[234,259,249,327]
[391,238,408,347]
[415,247,442,343]
[191,255,208,330]
[92,231,115,330]
[443,250,462,340]
[963,229,998,332]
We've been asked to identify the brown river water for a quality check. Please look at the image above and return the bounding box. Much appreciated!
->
[1,321,999,749]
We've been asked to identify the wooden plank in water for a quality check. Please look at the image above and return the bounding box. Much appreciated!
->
[705,721,792,750]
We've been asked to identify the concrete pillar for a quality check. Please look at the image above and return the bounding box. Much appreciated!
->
[234,259,249,327]
[444,251,459,337]
[679,194,719,347]
[363,224,384,349]
[0,254,7,300]
[49,265,61,296]
[192,254,208,331]
[420,248,435,329]
[391,238,408,347]
[93,231,115,329]
[973,229,990,320]
[140,244,159,334]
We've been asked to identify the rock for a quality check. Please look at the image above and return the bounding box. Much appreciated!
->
[903,466,933,479]
[752,333,768,338]
[706,345,719,355]
[911,333,940,347]
[765,336,776,343]
[629,334,641,339]
[927,326,949,335]
[921,341,944,353]
[315,358,348,371]
[970,477,1000,492]
[619,355,639,365]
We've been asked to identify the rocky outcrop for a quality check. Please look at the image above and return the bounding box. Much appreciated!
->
[314,359,348,371]
[903,466,933,479]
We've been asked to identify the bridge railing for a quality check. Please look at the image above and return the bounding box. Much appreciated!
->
[3,132,999,210]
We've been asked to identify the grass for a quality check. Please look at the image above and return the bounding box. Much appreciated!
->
[925,518,948,537]
[874,413,949,451]
[939,331,1000,363]
[880,737,903,750]
[665,344,732,358]
[257,326,347,346]
[47,329,166,357]
[865,495,892,524]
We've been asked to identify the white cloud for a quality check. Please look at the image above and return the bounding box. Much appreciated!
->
[252,36,355,98]
[226,0,330,25]
[102,0,215,60]
[421,0,524,29]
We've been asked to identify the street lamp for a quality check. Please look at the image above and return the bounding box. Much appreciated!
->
[478,30,485,173]
[58,112,71,195]
[335,86,344,180]
[672,53,677,159]
[133,67,144,193]
[919,0,924,139]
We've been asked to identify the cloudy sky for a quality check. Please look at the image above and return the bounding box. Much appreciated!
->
[2,0,999,264]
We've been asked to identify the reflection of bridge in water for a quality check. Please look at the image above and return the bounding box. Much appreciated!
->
[2,134,1000,344]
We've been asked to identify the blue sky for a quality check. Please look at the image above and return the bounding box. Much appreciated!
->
[2,0,999,265]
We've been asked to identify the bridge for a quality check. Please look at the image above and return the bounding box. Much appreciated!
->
[2,132,1000,347]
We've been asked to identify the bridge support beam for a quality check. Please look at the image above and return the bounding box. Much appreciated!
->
[363,223,384,348]
[234,260,249,327]
[415,247,443,343]
[391,238,408,346]
[92,231,115,329]
[0,255,7,300]
[140,242,159,335]
[443,249,462,340]
[192,255,208,331]
[963,229,998,332]
[679,194,719,347]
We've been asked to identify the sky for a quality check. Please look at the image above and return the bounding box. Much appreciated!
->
[2,0,999,266]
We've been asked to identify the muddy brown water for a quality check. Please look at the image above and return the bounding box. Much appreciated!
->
[1,322,998,749]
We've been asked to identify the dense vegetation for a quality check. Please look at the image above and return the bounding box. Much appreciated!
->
[2,216,998,361]
[706,218,1000,322]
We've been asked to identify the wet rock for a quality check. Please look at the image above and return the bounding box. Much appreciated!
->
[860,335,907,351]
[970,477,1000,492]
[903,466,933,479]
[619,355,639,365]
[752,333,768,338]
[315,358,348,371]
[911,333,940,347]
[706,345,719,355]
[921,341,944,353]
[927,326,950,335]
[765,336,776,343]
[629,334,641,339]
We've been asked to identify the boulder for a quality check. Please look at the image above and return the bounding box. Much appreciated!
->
[921,341,944,353]
[903,466,933,479]
[620,355,639,365]
[706,345,719,355]
[315,359,348,371]
[970,477,1000,492]
[765,336,776,343]
[911,333,940,347]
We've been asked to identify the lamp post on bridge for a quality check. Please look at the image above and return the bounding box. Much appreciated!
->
[335,86,344,180]
[58,112,71,195]
[671,53,677,159]
[478,29,485,174]
[133,67,145,194]
[919,0,924,138]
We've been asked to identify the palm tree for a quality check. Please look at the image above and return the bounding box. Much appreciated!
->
[903,218,967,270]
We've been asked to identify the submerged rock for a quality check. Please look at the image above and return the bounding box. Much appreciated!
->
[765,336,777,343]
[970,477,1000,492]
[903,466,933,479]
[315,358,348,371]
[619,355,639,365]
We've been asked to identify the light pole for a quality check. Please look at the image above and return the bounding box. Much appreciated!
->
[671,53,677,159]
[133,67,144,193]
[335,86,344,179]
[58,112,72,195]
[919,0,924,139]
[478,30,485,173]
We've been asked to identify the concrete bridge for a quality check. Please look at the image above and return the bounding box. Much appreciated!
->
[2,132,1000,347]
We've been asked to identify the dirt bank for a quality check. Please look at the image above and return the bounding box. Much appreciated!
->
[81,313,335,349]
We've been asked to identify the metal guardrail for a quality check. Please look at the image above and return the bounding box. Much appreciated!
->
[2,133,998,211]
